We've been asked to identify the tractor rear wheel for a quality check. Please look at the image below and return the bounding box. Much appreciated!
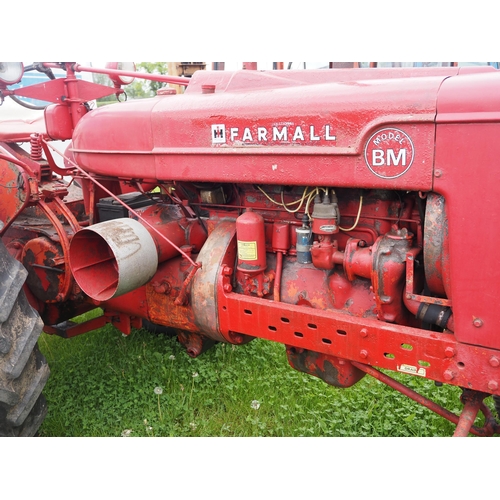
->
[0,239,50,436]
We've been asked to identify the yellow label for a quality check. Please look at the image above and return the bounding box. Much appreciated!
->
[237,240,258,261]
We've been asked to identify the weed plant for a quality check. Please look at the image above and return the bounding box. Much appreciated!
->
[37,312,495,437]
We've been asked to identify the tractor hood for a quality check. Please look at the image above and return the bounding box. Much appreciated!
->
[71,66,496,191]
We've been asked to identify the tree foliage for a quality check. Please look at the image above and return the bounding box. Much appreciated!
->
[92,62,170,102]
[127,62,169,99]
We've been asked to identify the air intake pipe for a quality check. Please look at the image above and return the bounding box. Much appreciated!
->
[69,206,206,302]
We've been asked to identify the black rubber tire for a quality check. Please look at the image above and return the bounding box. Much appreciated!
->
[0,239,50,437]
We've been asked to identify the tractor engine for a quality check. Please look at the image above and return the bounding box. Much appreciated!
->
[69,182,425,364]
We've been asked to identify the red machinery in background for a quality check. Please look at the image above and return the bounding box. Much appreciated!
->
[1,61,500,436]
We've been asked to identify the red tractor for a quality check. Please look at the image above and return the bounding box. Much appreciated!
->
[1,61,499,436]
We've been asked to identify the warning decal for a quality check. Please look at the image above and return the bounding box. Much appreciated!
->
[364,127,415,179]
[237,241,258,261]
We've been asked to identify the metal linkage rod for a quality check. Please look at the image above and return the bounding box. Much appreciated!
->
[352,361,499,437]
[72,64,190,86]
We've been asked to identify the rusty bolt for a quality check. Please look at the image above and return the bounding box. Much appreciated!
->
[443,369,455,381]
[153,281,171,295]
[444,347,456,358]
[473,318,483,327]
[488,380,499,391]
[360,328,368,338]
[360,349,368,359]
[490,356,500,368]
[223,283,233,293]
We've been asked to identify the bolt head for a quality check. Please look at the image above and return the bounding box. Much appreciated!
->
[490,357,500,368]
[488,380,499,391]
[360,350,368,359]
[443,369,455,381]
[473,318,483,328]
[222,266,233,276]
[444,347,455,358]
[360,328,368,338]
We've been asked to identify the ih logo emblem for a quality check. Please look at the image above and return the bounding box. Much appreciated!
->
[364,127,414,179]
[211,124,226,144]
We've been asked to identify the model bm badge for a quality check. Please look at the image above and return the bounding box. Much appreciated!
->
[364,127,415,179]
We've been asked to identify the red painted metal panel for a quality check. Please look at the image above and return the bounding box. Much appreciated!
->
[13,78,117,103]
[217,289,500,395]
[435,71,500,350]
[71,69,457,192]
[0,116,46,143]
[0,156,30,233]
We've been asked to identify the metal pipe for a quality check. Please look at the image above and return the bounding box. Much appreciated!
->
[453,396,482,436]
[70,64,190,86]
[274,251,283,302]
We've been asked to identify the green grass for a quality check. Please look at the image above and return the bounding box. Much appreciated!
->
[36,313,495,437]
